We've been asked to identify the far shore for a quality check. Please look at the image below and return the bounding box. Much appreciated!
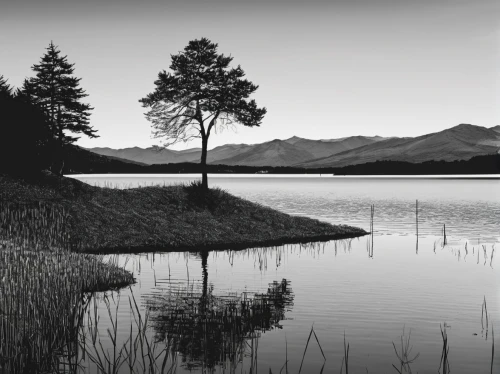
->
[68,173,500,179]
[62,151,500,176]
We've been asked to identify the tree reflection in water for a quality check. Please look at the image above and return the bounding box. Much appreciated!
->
[145,251,294,371]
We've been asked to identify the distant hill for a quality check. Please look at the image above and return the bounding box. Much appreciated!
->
[86,123,500,168]
[283,136,382,159]
[297,124,500,168]
[63,145,146,174]
[206,144,253,163]
[320,135,387,143]
[88,146,202,164]
[214,139,316,167]
[88,136,385,166]
[212,136,384,166]
[88,144,261,165]
[490,125,500,134]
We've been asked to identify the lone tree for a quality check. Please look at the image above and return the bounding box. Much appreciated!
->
[140,38,266,189]
[19,42,98,174]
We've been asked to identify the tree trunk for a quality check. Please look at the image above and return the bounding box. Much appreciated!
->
[201,135,208,190]
[56,138,64,177]
[57,105,64,177]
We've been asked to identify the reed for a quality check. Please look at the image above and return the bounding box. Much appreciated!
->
[391,327,420,374]
[491,324,495,374]
[438,323,450,374]
[0,198,135,373]
[415,200,418,252]
[370,204,374,236]
[340,331,349,374]
[0,249,134,373]
[482,296,489,336]
[0,200,72,252]
[78,289,175,374]
[368,205,374,257]
[298,326,326,374]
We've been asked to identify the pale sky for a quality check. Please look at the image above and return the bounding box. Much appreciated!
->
[1,0,499,150]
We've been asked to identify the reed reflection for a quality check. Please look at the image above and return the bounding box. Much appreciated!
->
[145,250,294,371]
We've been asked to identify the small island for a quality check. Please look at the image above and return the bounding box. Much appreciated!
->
[1,171,367,254]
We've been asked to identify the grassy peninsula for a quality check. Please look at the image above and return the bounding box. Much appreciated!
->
[0,172,367,253]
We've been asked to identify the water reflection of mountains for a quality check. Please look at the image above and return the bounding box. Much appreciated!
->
[144,252,294,370]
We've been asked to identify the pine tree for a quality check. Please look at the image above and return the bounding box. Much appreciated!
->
[20,42,98,173]
[140,38,266,189]
[0,75,14,99]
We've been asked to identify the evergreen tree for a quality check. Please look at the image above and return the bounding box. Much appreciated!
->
[20,42,98,173]
[0,75,14,99]
[140,38,266,189]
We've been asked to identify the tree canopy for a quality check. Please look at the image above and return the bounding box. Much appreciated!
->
[140,38,266,188]
[19,42,98,146]
[0,75,14,99]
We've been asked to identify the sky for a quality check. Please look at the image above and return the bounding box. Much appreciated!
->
[1,0,499,150]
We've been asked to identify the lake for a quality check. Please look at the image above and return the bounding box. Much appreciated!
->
[69,174,500,373]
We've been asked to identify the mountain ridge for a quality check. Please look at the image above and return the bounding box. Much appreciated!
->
[87,123,500,168]
[296,124,500,168]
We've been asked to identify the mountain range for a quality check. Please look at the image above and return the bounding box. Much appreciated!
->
[87,124,500,168]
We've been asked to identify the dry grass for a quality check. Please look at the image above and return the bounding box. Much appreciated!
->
[0,173,367,253]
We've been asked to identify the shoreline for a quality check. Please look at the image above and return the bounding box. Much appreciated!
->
[82,232,367,255]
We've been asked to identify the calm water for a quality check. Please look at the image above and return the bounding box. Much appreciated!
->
[70,175,500,373]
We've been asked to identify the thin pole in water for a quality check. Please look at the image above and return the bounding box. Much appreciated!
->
[416,199,419,253]
[369,204,374,257]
